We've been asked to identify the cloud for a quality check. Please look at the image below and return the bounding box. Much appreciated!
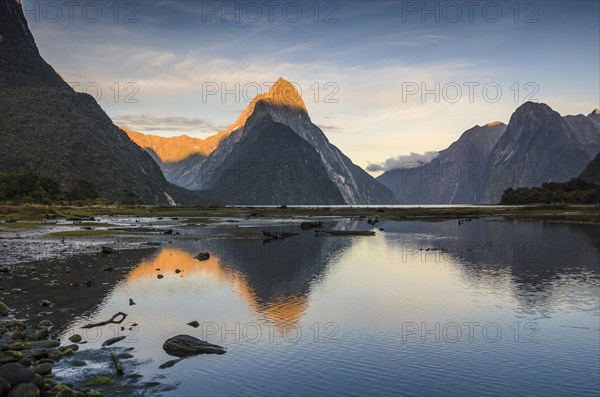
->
[316,124,343,132]
[113,114,227,134]
[367,151,439,172]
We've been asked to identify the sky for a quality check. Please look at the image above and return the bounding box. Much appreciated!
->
[21,0,600,175]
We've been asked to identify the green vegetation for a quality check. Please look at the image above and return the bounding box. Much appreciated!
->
[0,173,100,204]
[0,203,598,224]
[501,179,600,205]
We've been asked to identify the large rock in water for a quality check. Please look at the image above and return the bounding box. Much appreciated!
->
[162,335,225,357]
[0,363,35,386]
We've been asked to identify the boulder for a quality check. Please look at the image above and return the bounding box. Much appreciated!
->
[0,351,22,364]
[0,363,35,386]
[0,377,11,395]
[33,363,52,376]
[162,335,225,357]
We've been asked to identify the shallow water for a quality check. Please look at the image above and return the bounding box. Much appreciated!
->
[59,219,600,396]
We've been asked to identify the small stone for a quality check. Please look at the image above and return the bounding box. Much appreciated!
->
[84,377,113,386]
[68,334,82,343]
[7,342,30,351]
[187,321,200,328]
[38,320,53,329]
[34,363,52,376]
[45,349,62,362]
[7,383,40,397]
[33,374,45,389]
[157,274,164,279]
[30,340,60,349]
[55,387,76,397]
[194,252,210,261]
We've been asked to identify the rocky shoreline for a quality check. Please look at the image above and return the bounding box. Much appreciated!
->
[1,300,104,397]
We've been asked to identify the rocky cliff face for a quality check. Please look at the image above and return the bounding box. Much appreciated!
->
[482,102,597,203]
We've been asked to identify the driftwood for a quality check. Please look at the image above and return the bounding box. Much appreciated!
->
[81,312,128,329]
[315,230,376,237]
[111,353,124,375]
[101,246,116,254]
[159,358,182,369]
[102,336,126,347]
[262,231,298,240]
[300,221,323,230]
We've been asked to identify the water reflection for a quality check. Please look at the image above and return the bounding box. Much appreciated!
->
[56,219,599,396]
[124,230,353,332]
[379,219,600,315]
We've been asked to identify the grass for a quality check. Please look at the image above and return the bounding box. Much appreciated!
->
[0,204,599,224]
[1,221,47,229]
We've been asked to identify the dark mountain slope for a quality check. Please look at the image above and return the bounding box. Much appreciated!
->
[483,102,593,203]
[0,0,195,204]
[201,102,345,205]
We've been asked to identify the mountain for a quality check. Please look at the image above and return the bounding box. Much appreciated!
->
[124,129,230,185]
[578,152,600,184]
[377,122,506,204]
[127,78,396,205]
[588,108,600,131]
[562,110,600,158]
[200,102,345,204]
[0,0,195,204]
[483,102,599,203]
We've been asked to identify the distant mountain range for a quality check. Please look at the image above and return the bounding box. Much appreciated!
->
[378,104,600,204]
[127,78,395,205]
[377,122,507,204]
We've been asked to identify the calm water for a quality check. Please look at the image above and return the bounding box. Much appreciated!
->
[60,219,600,396]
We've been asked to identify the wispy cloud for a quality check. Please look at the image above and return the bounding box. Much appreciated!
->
[114,114,227,135]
